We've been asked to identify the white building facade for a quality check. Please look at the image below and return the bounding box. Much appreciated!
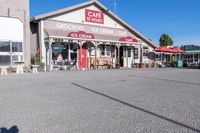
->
[30,0,156,71]
[0,0,30,67]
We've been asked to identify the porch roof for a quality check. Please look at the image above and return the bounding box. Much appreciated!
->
[45,29,140,45]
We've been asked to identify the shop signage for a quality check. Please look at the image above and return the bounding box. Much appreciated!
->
[45,20,128,36]
[119,36,138,43]
[67,31,95,39]
[85,9,104,24]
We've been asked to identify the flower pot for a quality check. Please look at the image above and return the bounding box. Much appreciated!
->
[116,64,120,69]
[139,63,144,68]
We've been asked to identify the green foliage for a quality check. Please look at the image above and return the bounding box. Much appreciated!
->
[170,60,177,67]
[31,54,40,65]
[159,34,173,46]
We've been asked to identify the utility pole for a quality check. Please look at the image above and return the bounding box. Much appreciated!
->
[114,0,117,14]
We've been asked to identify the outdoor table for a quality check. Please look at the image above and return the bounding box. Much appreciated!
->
[0,66,9,76]
[14,61,25,74]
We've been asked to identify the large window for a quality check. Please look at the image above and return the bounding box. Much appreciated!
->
[0,56,10,66]
[70,43,78,61]
[12,42,22,52]
[100,45,105,56]
[0,41,23,66]
[100,45,114,56]
[52,42,68,60]
[128,47,131,57]
[0,41,10,52]
[134,47,138,59]
[143,46,148,57]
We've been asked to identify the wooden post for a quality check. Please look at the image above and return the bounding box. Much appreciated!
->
[79,42,83,70]
[95,43,97,70]
[49,38,53,71]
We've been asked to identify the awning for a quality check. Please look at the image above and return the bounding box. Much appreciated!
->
[44,29,139,44]
[45,29,122,42]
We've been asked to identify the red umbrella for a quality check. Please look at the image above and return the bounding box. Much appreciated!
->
[154,46,173,52]
[171,47,185,53]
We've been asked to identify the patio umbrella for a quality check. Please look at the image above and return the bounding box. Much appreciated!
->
[154,46,173,52]
[171,47,185,53]
[171,47,185,60]
[154,46,173,63]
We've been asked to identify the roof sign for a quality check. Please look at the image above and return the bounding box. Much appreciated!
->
[85,9,104,24]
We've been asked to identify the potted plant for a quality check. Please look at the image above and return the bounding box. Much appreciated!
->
[30,54,40,73]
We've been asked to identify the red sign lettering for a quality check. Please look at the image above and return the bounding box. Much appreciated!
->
[119,36,138,43]
[67,31,95,39]
[85,9,104,24]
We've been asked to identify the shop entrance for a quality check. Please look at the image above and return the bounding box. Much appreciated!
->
[127,46,135,68]
[79,41,95,69]
[81,43,87,69]
[120,46,124,67]
[51,42,78,70]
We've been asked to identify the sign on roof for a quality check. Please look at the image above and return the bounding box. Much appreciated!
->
[85,9,104,24]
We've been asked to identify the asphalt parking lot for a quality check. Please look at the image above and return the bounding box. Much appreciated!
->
[0,68,200,133]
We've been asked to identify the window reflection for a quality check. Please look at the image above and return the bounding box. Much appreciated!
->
[0,41,23,66]
[52,42,68,60]
[12,42,22,52]
[0,41,10,52]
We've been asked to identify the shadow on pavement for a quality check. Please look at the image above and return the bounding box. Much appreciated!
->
[0,126,19,133]
[72,83,200,133]
[128,75,200,86]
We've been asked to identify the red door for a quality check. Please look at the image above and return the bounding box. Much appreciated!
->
[81,44,87,69]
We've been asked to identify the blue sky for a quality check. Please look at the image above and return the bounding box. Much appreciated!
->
[30,0,200,46]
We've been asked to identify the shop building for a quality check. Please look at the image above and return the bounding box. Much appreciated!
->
[181,45,200,66]
[0,0,30,66]
[30,0,156,71]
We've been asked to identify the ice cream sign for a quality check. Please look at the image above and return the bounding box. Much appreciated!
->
[85,9,104,24]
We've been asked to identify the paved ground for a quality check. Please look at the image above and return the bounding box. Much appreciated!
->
[0,68,200,133]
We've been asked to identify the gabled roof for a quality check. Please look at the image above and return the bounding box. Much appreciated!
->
[31,0,157,48]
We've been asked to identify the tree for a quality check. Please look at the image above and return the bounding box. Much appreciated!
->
[159,34,173,46]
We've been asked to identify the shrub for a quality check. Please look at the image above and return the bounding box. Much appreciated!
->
[31,54,40,65]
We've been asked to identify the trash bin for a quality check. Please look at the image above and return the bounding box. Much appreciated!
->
[177,60,183,68]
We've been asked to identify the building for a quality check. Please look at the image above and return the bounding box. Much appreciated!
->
[0,0,30,66]
[181,45,200,66]
[30,0,156,71]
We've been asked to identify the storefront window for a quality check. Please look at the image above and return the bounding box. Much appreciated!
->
[0,55,10,65]
[12,42,22,52]
[106,45,111,56]
[128,47,131,57]
[70,43,78,61]
[143,46,148,57]
[0,41,10,52]
[0,41,23,66]
[100,45,105,56]
[52,42,68,60]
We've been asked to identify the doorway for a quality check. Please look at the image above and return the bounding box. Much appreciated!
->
[120,46,124,67]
